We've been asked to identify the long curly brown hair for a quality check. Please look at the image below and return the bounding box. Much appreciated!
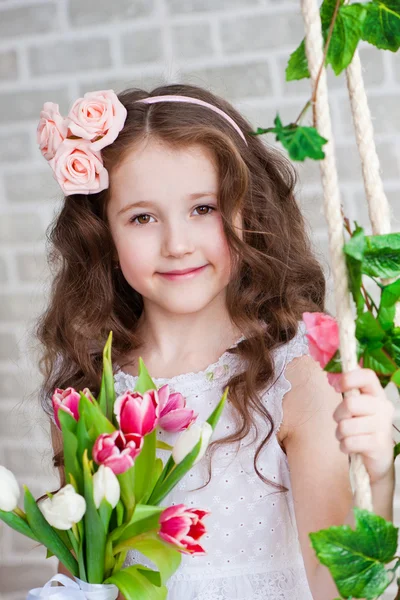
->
[34,82,326,500]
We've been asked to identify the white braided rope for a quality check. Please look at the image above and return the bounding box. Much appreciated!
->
[300,0,373,511]
[345,48,398,314]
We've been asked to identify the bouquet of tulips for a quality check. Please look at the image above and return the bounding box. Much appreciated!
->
[0,332,227,600]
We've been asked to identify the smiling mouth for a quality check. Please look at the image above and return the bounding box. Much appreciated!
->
[157,265,208,279]
[160,266,207,275]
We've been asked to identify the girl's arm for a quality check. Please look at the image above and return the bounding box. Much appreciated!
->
[50,420,126,600]
[280,355,395,600]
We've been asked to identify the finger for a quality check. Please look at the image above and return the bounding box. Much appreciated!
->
[337,368,384,397]
[335,415,377,441]
[339,433,376,455]
[333,394,378,422]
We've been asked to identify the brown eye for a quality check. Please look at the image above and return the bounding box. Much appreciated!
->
[194,205,214,216]
[130,213,153,225]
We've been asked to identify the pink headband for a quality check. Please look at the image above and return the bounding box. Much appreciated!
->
[135,95,248,146]
[37,90,247,196]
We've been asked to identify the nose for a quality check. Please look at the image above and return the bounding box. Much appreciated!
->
[161,218,195,258]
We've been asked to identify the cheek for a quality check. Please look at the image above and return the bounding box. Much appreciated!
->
[207,217,232,276]
[115,229,156,284]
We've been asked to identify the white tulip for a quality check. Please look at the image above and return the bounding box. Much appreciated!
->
[0,466,20,511]
[93,465,120,509]
[38,484,86,530]
[172,422,213,465]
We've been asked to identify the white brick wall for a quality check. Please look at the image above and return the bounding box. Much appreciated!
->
[0,0,399,597]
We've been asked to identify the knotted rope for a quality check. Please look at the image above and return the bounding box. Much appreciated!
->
[300,0,373,511]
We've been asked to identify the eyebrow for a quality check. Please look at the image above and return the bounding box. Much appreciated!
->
[117,192,217,216]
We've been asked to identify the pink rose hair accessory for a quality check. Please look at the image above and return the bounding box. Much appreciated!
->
[37,89,127,196]
[38,90,248,196]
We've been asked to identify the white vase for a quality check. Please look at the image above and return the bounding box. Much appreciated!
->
[26,573,119,600]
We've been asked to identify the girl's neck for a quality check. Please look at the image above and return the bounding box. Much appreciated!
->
[122,298,242,379]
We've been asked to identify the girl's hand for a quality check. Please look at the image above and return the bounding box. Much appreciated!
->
[333,367,395,485]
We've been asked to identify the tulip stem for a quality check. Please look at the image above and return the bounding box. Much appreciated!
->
[13,507,27,520]
[72,522,80,542]
[67,528,79,558]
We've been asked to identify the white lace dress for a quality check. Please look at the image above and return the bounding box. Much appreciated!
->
[113,321,314,600]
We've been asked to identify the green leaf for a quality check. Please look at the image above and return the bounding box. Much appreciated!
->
[131,534,181,585]
[324,349,343,374]
[117,465,135,522]
[134,429,156,504]
[141,458,164,505]
[97,331,116,422]
[362,0,400,52]
[116,498,124,527]
[58,410,83,496]
[363,233,400,278]
[156,441,173,451]
[286,39,309,81]
[391,368,400,387]
[343,225,366,316]
[309,507,398,598]
[114,505,164,545]
[0,509,38,542]
[394,441,400,460]
[379,278,400,330]
[363,347,397,375]
[147,437,203,506]
[271,115,328,161]
[104,565,168,600]
[323,1,367,75]
[286,0,367,80]
[79,393,115,440]
[98,497,113,535]
[82,450,106,583]
[23,486,79,576]
[380,278,400,308]
[76,401,92,464]
[135,358,157,394]
[356,311,386,343]
[207,387,228,429]
[149,389,228,505]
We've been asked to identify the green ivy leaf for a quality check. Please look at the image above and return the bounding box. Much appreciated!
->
[356,311,386,344]
[286,0,367,80]
[391,368,400,387]
[286,39,309,81]
[363,347,397,375]
[343,225,367,316]
[255,115,328,161]
[309,507,398,598]
[362,0,400,52]
[378,278,400,331]
[363,233,400,278]
[323,1,367,75]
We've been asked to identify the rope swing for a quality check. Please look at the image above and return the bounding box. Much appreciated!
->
[300,0,376,512]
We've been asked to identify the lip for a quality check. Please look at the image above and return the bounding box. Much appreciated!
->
[158,265,208,280]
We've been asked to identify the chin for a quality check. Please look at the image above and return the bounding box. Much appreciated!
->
[158,289,224,315]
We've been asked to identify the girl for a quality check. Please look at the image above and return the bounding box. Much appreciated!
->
[36,83,395,600]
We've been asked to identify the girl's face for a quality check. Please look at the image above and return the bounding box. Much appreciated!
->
[107,138,233,316]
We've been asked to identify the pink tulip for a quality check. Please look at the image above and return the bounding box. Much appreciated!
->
[159,504,210,555]
[302,312,343,392]
[92,430,143,475]
[52,387,81,430]
[114,390,159,436]
[157,385,197,432]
